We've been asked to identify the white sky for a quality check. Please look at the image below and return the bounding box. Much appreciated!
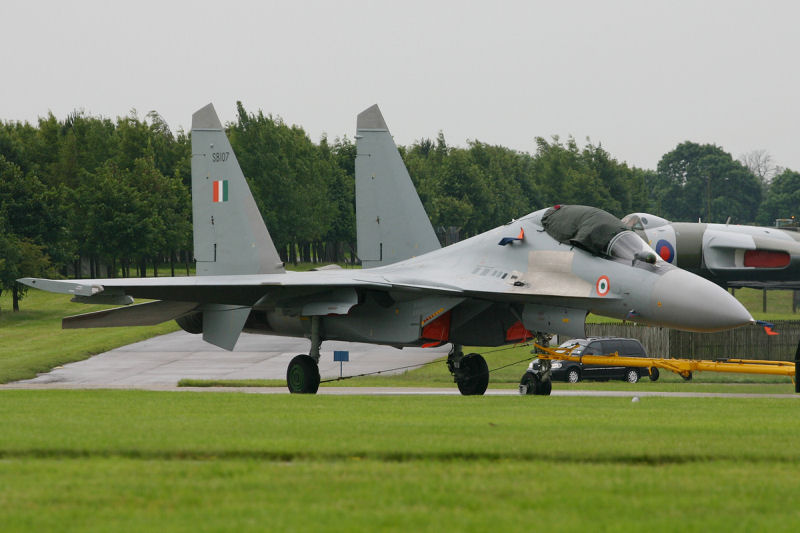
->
[2,0,799,171]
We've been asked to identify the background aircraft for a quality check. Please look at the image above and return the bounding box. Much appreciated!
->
[622,213,800,289]
[19,104,753,396]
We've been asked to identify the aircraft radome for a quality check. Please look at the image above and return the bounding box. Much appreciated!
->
[19,104,754,396]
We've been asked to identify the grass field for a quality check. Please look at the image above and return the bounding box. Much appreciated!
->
[1,390,800,531]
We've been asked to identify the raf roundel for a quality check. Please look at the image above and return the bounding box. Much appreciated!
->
[655,239,675,263]
[596,275,610,296]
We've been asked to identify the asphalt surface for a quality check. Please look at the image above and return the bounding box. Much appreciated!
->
[6,331,450,387]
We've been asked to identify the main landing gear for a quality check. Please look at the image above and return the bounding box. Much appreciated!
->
[287,316,322,394]
[447,345,489,396]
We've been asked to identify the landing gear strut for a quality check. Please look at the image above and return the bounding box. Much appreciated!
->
[447,345,489,396]
[287,316,322,394]
[519,333,553,396]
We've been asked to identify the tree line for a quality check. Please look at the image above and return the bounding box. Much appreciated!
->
[1,101,798,311]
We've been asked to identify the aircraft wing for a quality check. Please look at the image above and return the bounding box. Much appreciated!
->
[17,270,470,308]
[19,267,605,317]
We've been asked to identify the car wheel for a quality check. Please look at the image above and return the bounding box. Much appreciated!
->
[649,367,660,381]
[625,369,639,383]
[566,368,580,383]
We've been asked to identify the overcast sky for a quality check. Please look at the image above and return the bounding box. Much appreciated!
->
[3,0,799,172]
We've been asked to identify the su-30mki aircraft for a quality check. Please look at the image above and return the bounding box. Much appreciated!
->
[19,104,754,395]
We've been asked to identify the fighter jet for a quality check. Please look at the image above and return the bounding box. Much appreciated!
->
[622,213,800,289]
[18,104,753,396]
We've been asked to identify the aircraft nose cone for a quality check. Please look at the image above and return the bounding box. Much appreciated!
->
[650,269,753,332]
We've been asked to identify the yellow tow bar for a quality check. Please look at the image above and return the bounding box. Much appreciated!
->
[532,343,798,389]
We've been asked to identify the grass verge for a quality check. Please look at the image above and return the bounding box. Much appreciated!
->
[1,390,799,531]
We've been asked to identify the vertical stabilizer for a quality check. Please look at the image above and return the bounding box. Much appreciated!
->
[356,104,440,268]
[191,103,285,276]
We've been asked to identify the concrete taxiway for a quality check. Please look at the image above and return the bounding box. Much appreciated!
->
[9,331,450,387]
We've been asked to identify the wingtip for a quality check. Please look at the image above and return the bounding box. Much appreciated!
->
[192,103,223,130]
[357,104,389,131]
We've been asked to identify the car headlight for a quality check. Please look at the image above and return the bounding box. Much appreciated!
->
[551,362,562,369]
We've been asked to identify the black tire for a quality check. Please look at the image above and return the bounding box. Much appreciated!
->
[519,372,551,396]
[287,354,320,394]
[519,372,537,395]
[625,369,639,384]
[649,367,660,382]
[566,368,580,383]
[681,371,693,382]
[457,353,489,396]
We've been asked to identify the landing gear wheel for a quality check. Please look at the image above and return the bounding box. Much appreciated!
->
[456,353,489,396]
[520,372,551,396]
[567,368,580,383]
[287,354,320,394]
[681,371,693,382]
[648,367,660,382]
[625,369,639,383]
[519,373,537,395]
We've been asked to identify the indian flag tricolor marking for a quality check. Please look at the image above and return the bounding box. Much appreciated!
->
[212,180,228,202]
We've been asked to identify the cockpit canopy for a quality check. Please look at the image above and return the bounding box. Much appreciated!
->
[542,205,660,264]
[621,213,671,231]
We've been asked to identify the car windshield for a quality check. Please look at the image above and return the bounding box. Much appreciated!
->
[557,339,586,352]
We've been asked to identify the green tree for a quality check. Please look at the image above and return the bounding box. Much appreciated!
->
[756,169,800,225]
[0,155,70,269]
[655,142,761,223]
[68,163,152,277]
[229,102,336,263]
[0,217,53,312]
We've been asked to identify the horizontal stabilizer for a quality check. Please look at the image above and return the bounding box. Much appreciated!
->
[63,300,199,329]
[202,304,251,351]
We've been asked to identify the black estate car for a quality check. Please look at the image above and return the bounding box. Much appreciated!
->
[522,337,659,384]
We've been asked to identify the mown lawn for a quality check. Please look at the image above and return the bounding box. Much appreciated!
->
[1,390,799,532]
